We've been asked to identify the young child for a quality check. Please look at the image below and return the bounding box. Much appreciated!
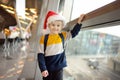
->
[38,11,85,80]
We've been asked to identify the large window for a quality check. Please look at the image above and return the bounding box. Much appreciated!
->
[71,0,115,20]
[66,26,120,56]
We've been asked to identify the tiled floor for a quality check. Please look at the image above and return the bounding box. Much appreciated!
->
[0,41,120,80]
[64,56,120,80]
[0,40,28,80]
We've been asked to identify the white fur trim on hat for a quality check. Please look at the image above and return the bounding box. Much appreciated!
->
[47,15,66,28]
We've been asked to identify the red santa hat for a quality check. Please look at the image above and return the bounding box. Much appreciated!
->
[43,10,66,29]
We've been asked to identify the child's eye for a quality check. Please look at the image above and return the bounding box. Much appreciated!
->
[57,25,60,27]
[52,24,55,26]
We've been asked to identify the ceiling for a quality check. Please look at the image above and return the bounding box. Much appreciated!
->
[0,0,42,14]
[0,0,42,32]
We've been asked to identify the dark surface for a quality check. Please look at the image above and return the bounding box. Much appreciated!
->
[0,6,17,32]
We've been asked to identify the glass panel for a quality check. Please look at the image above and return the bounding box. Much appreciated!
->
[58,0,65,14]
[71,0,115,20]
[64,25,120,80]
[66,25,120,56]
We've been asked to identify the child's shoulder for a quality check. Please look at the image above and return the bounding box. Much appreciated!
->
[39,34,46,41]
[39,34,48,44]
[61,31,67,34]
[61,31,68,38]
[40,34,50,40]
[40,34,49,38]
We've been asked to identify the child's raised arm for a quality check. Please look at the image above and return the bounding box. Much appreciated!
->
[77,14,85,24]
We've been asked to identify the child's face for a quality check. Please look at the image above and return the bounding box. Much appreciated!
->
[48,20,63,34]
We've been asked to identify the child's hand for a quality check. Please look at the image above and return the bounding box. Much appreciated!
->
[42,70,49,77]
[77,14,85,24]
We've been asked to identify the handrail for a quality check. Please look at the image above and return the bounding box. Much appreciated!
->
[64,0,120,31]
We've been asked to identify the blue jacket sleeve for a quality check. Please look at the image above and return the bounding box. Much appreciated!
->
[71,23,82,38]
[37,53,47,72]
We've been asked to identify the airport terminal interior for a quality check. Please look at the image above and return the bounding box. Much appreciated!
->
[0,0,120,80]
